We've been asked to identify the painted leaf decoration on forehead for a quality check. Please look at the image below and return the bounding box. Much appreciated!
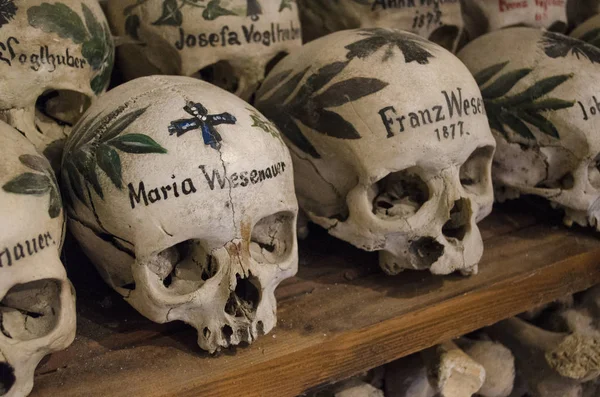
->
[345,28,435,64]
[541,31,600,64]
[0,0,17,28]
[27,2,88,44]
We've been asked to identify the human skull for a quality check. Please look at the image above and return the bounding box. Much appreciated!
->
[458,27,600,230]
[298,0,467,52]
[0,0,114,171]
[0,121,75,397]
[62,75,298,353]
[106,0,302,101]
[461,0,567,39]
[567,0,600,29]
[255,29,496,276]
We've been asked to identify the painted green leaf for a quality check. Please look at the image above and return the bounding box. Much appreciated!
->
[259,69,293,97]
[82,3,102,40]
[345,29,434,65]
[19,154,50,173]
[517,98,575,111]
[265,68,309,106]
[580,28,600,48]
[500,112,535,140]
[48,188,62,219]
[72,150,103,199]
[518,111,560,138]
[43,139,66,173]
[82,37,105,70]
[27,2,88,44]
[541,31,600,64]
[203,0,237,20]
[90,60,112,94]
[499,74,573,106]
[279,0,293,12]
[474,61,509,86]
[480,68,532,99]
[308,108,361,139]
[487,115,506,137]
[246,0,262,16]
[109,134,167,154]
[96,144,122,189]
[305,62,350,93]
[65,160,87,205]
[312,78,389,108]
[3,173,51,196]
[274,113,321,158]
[125,14,141,40]
[152,0,183,26]
[102,107,148,142]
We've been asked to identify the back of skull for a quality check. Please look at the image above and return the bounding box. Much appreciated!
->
[458,28,600,229]
[62,76,298,353]
[0,0,114,169]
[107,0,302,100]
[298,0,466,52]
[256,29,496,276]
[0,122,74,397]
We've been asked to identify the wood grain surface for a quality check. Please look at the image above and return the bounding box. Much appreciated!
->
[30,201,600,397]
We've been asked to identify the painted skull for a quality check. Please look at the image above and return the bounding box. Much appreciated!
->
[298,0,467,52]
[0,121,75,397]
[571,13,600,48]
[0,0,114,171]
[255,29,496,276]
[62,76,298,353]
[461,0,567,39]
[458,27,600,230]
[568,0,600,29]
[106,0,302,101]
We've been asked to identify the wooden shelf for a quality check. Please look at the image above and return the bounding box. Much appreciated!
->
[31,201,600,397]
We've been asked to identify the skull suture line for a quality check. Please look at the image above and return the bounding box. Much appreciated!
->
[62,76,298,353]
[298,0,467,52]
[459,27,600,230]
[256,29,496,276]
[0,0,114,171]
[0,121,75,397]
[106,0,302,101]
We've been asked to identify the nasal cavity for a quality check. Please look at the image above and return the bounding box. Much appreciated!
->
[409,237,445,269]
[0,362,16,396]
[224,273,260,319]
[442,198,471,241]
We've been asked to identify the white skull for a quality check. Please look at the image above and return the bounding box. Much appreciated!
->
[106,0,303,100]
[0,121,75,397]
[462,0,567,39]
[0,0,114,170]
[298,0,467,52]
[62,75,298,353]
[458,27,600,229]
[255,29,496,276]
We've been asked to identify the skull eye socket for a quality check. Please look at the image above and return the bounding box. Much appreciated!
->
[193,61,239,94]
[35,90,91,127]
[153,240,218,295]
[460,146,494,196]
[250,212,295,265]
[0,362,15,396]
[371,168,430,219]
[0,279,61,342]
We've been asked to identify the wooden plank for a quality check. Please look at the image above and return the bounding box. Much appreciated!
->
[31,203,600,397]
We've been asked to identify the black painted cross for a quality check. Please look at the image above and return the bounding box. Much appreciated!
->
[168,101,237,150]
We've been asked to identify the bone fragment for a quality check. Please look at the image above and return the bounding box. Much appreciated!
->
[384,354,435,397]
[334,379,384,397]
[421,340,486,397]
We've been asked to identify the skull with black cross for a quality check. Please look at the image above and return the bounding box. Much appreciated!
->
[0,121,75,397]
[256,28,496,276]
[62,75,298,353]
[106,0,302,101]
[459,27,600,230]
[298,0,467,52]
[0,0,114,171]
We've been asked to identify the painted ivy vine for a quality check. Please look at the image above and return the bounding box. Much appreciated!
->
[256,29,433,158]
[27,2,114,94]
[475,61,575,142]
[541,31,600,64]
[63,107,167,207]
[3,155,62,219]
